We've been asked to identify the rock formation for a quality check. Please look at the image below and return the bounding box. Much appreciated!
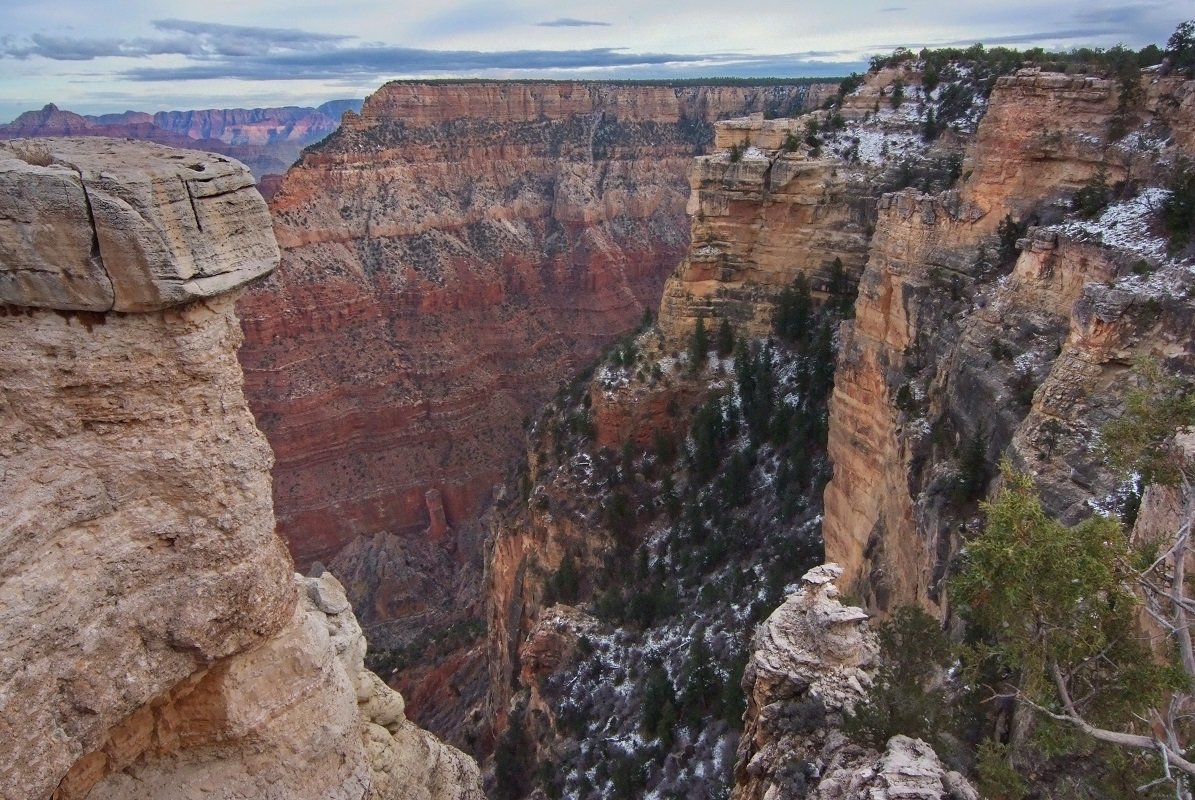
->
[240,79,834,571]
[657,69,969,344]
[657,122,877,343]
[0,138,481,800]
[732,565,975,800]
[823,70,1195,610]
[732,564,877,799]
[235,81,838,711]
[647,66,1193,612]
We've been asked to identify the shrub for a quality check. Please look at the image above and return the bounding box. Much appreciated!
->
[976,741,1028,800]
[773,274,812,343]
[9,141,53,166]
[688,318,710,370]
[716,317,735,357]
[954,421,989,504]
[1164,159,1195,253]
[845,606,951,748]
[1073,166,1111,218]
[1166,20,1195,76]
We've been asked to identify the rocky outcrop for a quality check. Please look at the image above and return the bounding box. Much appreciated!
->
[732,564,878,800]
[0,139,480,800]
[486,483,608,735]
[67,573,482,800]
[732,565,974,800]
[0,138,278,311]
[821,69,1195,610]
[658,140,875,342]
[656,68,967,344]
[810,736,977,800]
[240,80,833,572]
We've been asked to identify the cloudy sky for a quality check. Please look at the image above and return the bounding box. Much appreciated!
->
[0,0,1185,120]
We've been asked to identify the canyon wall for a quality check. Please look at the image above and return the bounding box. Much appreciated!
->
[642,67,1195,614]
[0,139,481,800]
[236,80,836,628]
[823,70,1195,610]
[657,137,876,342]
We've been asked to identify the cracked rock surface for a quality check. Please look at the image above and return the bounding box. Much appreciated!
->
[0,137,277,311]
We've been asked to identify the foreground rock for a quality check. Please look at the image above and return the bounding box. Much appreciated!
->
[0,139,480,800]
[733,565,974,800]
[0,138,278,311]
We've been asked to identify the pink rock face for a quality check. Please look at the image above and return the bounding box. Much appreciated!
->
[238,80,836,570]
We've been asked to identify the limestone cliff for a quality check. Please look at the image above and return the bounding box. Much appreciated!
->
[731,564,977,800]
[235,82,837,726]
[657,139,876,342]
[0,139,481,800]
[657,68,970,344]
[822,70,1195,610]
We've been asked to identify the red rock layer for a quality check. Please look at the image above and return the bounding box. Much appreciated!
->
[238,80,835,569]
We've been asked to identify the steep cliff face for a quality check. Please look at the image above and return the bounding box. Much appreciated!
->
[821,70,1195,610]
[236,80,835,620]
[657,143,875,342]
[656,67,970,345]
[0,139,481,800]
[150,106,343,146]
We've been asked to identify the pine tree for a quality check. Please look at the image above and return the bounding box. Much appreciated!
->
[688,318,710,371]
[716,317,735,357]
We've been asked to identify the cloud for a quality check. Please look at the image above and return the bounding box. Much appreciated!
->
[408,5,523,39]
[0,16,859,85]
[151,18,351,54]
[880,6,907,12]
[114,45,858,82]
[0,19,352,60]
[871,25,1125,51]
[537,18,612,27]
[1072,3,1166,27]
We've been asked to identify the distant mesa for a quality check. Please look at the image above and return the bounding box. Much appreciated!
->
[0,99,365,181]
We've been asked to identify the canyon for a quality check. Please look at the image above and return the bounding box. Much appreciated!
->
[235,81,838,687]
[480,58,1195,798]
[4,43,1194,800]
[0,138,480,800]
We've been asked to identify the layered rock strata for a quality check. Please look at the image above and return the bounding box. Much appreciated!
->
[0,139,480,800]
[240,80,834,571]
[657,140,876,342]
[822,70,1195,610]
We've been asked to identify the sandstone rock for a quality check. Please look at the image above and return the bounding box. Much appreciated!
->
[731,566,976,800]
[0,138,278,311]
[74,574,483,800]
[0,140,481,800]
[821,69,1195,611]
[732,564,878,800]
[658,143,876,344]
[0,292,295,800]
[810,736,976,800]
